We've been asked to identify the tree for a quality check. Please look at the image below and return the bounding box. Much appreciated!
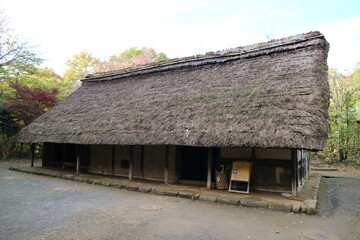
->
[5,83,59,126]
[63,51,100,82]
[94,47,168,72]
[322,68,360,163]
[15,67,70,100]
[0,11,42,80]
[0,104,18,141]
[64,48,168,84]
[0,11,57,159]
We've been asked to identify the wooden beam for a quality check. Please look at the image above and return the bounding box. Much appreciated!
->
[251,147,256,189]
[291,149,297,197]
[111,145,115,175]
[30,143,35,167]
[176,146,182,182]
[207,148,213,189]
[140,146,144,178]
[76,145,80,173]
[129,145,134,180]
[62,144,66,170]
[164,146,169,184]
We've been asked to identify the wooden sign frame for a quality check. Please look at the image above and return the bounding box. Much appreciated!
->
[229,161,252,194]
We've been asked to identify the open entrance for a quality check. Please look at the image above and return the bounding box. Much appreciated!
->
[180,146,208,182]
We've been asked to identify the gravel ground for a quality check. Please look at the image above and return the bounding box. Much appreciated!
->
[1,160,360,240]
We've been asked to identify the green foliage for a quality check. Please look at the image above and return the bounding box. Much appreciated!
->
[0,105,19,140]
[321,68,360,164]
[94,47,168,72]
[0,11,68,159]
[63,47,168,87]
[64,51,100,83]
[16,68,70,100]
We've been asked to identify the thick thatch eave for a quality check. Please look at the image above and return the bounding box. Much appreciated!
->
[15,31,330,151]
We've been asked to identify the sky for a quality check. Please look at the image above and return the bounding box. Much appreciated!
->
[1,0,359,75]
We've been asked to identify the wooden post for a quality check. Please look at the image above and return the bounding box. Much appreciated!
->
[111,145,115,175]
[207,148,213,189]
[76,145,80,173]
[62,144,66,170]
[176,146,182,182]
[129,146,134,180]
[291,150,297,197]
[30,143,35,167]
[251,147,256,189]
[164,146,169,184]
[140,146,144,178]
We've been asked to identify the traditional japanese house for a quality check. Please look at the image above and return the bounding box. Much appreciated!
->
[15,31,330,195]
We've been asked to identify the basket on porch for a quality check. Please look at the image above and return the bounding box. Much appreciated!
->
[215,165,228,190]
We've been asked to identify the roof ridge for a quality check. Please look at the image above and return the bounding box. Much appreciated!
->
[84,31,324,81]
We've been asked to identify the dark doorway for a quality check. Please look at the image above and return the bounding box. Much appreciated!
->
[181,146,208,181]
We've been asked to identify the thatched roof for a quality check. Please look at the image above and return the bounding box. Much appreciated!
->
[15,31,330,151]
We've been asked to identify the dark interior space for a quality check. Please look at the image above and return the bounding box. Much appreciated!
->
[64,144,77,163]
[181,146,208,181]
[79,145,91,171]
[254,159,293,191]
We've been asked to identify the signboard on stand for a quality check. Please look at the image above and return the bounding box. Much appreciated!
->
[229,161,252,194]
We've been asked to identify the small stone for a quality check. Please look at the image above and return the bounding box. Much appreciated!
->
[300,205,308,213]
[138,187,152,193]
[199,195,218,203]
[241,199,268,208]
[179,192,194,199]
[217,197,240,205]
[292,205,301,213]
[152,188,165,195]
[307,204,317,215]
[191,194,200,200]
[100,181,110,187]
[127,186,139,191]
[269,202,292,212]
[92,180,101,185]
[109,183,124,189]
[164,190,179,197]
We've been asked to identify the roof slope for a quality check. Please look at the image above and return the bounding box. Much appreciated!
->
[15,31,330,150]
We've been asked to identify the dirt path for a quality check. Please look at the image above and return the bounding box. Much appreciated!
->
[1,160,360,240]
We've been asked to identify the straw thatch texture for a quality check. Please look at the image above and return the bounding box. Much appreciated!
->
[15,32,329,150]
